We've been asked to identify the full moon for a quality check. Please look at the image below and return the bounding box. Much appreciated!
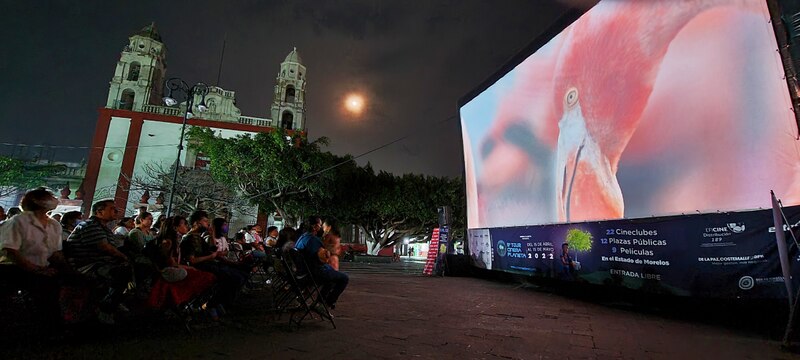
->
[344,93,365,114]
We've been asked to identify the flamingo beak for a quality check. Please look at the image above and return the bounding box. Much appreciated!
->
[555,101,624,222]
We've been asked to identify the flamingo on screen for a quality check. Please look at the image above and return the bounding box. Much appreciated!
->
[474,0,782,225]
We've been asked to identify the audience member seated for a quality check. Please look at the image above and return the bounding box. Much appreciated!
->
[151,214,167,236]
[0,188,72,330]
[180,210,248,319]
[114,217,134,236]
[125,212,157,294]
[2,207,22,225]
[265,226,278,247]
[230,232,248,257]
[146,216,216,311]
[322,218,337,237]
[321,230,342,271]
[275,227,297,258]
[60,210,83,242]
[244,225,263,245]
[207,218,230,256]
[295,216,348,309]
[65,199,133,324]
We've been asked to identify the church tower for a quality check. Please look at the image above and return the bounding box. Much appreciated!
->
[106,23,167,112]
[270,47,306,130]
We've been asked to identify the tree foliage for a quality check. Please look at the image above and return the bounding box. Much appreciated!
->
[187,127,339,226]
[187,127,466,253]
[354,168,464,254]
[0,156,63,198]
[566,229,593,252]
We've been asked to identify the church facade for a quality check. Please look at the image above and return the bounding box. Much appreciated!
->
[81,23,306,226]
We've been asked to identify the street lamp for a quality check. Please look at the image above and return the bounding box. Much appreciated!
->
[162,78,209,217]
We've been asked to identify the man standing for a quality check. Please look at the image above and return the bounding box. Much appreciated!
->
[65,199,132,324]
[295,215,349,309]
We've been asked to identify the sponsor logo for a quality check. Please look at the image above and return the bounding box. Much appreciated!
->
[738,276,754,290]
[727,223,745,233]
[497,240,507,257]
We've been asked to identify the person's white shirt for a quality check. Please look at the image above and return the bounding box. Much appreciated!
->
[266,235,277,247]
[0,211,63,267]
[114,226,129,236]
[244,232,255,244]
[214,236,229,252]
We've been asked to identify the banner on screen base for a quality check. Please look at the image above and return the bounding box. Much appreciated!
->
[468,206,800,299]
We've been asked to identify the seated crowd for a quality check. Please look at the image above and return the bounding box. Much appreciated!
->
[0,188,349,330]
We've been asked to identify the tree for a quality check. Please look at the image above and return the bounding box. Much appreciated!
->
[353,169,465,255]
[187,127,337,226]
[0,156,63,198]
[124,162,253,217]
[565,228,593,262]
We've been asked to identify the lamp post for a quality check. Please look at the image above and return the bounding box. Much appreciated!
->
[162,78,209,217]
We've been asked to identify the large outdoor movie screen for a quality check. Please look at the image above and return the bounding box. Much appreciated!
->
[461,0,800,230]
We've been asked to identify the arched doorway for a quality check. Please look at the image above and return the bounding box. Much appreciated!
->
[281,111,294,129]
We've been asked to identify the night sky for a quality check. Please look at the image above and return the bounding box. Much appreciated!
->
[1,0,589,177]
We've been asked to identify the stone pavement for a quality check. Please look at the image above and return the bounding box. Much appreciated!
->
[4,260,800,359]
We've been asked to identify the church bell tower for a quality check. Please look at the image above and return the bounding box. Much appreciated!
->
[106,23,167,112]
[270,47,306,130]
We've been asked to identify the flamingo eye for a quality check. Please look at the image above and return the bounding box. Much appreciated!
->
[564,88,579,108]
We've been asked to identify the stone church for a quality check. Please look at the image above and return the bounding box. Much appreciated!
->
[82,23,305,229]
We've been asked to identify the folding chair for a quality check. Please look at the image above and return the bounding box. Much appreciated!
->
[265,253,304,315]
[248,248,276,290]
[284,248,336,329]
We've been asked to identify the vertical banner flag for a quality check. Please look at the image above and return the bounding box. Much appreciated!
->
[435,226,450,276]
[772,190,794,305]
[423,228,440,276]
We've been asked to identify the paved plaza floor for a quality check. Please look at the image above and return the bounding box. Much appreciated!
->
[3,260,799,359]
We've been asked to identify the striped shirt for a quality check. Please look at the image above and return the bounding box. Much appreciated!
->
[65,217,116,268]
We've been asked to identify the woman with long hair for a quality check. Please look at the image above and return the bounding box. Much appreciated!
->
[207,218,230,257]
[151,214,167,236]
[146,216,216,311]
[275,227,298,257]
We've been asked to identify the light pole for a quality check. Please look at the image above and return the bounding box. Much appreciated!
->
[162,78,209,217]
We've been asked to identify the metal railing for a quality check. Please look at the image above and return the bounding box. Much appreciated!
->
[141,104,182,116]
[238,116,272,127]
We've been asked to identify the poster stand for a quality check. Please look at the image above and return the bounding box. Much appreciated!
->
[423,228,440,276]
